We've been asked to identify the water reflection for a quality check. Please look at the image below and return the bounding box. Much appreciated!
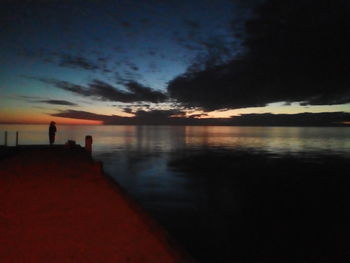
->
[184,126,350,156]
[134,126,186,153]
[2,124,350,262]
[98,145,350,262]
[1,125,349,156]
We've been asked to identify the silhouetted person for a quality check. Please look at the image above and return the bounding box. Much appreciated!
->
[49,121,57,145]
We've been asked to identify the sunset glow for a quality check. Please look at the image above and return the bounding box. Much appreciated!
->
[0,0,349,125]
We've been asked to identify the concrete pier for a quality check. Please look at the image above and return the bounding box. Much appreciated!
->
[0,145,190,263]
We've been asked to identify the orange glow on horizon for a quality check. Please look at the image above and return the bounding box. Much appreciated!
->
[0,107,103,125]
[0,114,102,125]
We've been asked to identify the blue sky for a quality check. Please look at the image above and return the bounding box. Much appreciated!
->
[0,0,349,124]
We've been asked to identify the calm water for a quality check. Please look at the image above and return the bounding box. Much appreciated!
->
[1,124,350,262]
[1,125,350,155]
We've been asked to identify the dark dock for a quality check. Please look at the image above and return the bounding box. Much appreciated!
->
[0,145,190,262]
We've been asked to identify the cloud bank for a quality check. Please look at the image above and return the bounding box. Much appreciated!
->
[168,0,350,110]
[38,78,167,103]
[58,55,99,71]
[51,110,350,126]
[37,99,78,106]
[17,95,78,106]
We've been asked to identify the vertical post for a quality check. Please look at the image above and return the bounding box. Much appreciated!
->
[16,131,19,146]
[4,131,7,146]
[85,135,93,155]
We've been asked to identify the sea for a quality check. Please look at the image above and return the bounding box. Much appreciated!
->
[1,124,350,262]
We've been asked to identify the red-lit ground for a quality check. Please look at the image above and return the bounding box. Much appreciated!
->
[0,147,189,263]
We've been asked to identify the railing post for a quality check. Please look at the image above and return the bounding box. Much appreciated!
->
[16,131,19,146]
[4,131,7,146]
[85,135,93,155]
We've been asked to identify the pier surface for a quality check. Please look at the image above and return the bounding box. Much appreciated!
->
[0,146,188,263]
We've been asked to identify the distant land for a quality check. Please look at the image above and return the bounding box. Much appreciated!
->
[0,111,341,126]
[1,111,350,127]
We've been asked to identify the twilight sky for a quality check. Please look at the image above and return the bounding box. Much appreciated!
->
[1,0,350,125]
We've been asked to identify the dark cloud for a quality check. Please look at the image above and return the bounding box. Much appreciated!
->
[50,108,188,125]
[50,109,186,125]
[16,94,78,106]
[37,78,167,103]
[133,109,185,119]
[172,26,234,68]
[52,110,350,126]
[230,0,264,8]
[23,48,145,83]
[123,108,134,114]
[125,61,139,71]
[16,95,41,100]
[168,0,350,110]
[38,99,78,106]
[19,51,104,73]
[124,82,167,103]
[230,112,350,127]
[39,78,91,96]
[51,110,111,121]
[59,55,99,71]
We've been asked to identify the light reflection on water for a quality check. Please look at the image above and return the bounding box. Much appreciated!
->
[1,124,350,261]
[1,125,349,156]
[183,126,350,156]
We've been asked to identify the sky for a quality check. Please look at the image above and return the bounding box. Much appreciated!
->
[1,0,350,125]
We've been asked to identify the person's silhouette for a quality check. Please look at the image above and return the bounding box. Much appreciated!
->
[49,121,57,145]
